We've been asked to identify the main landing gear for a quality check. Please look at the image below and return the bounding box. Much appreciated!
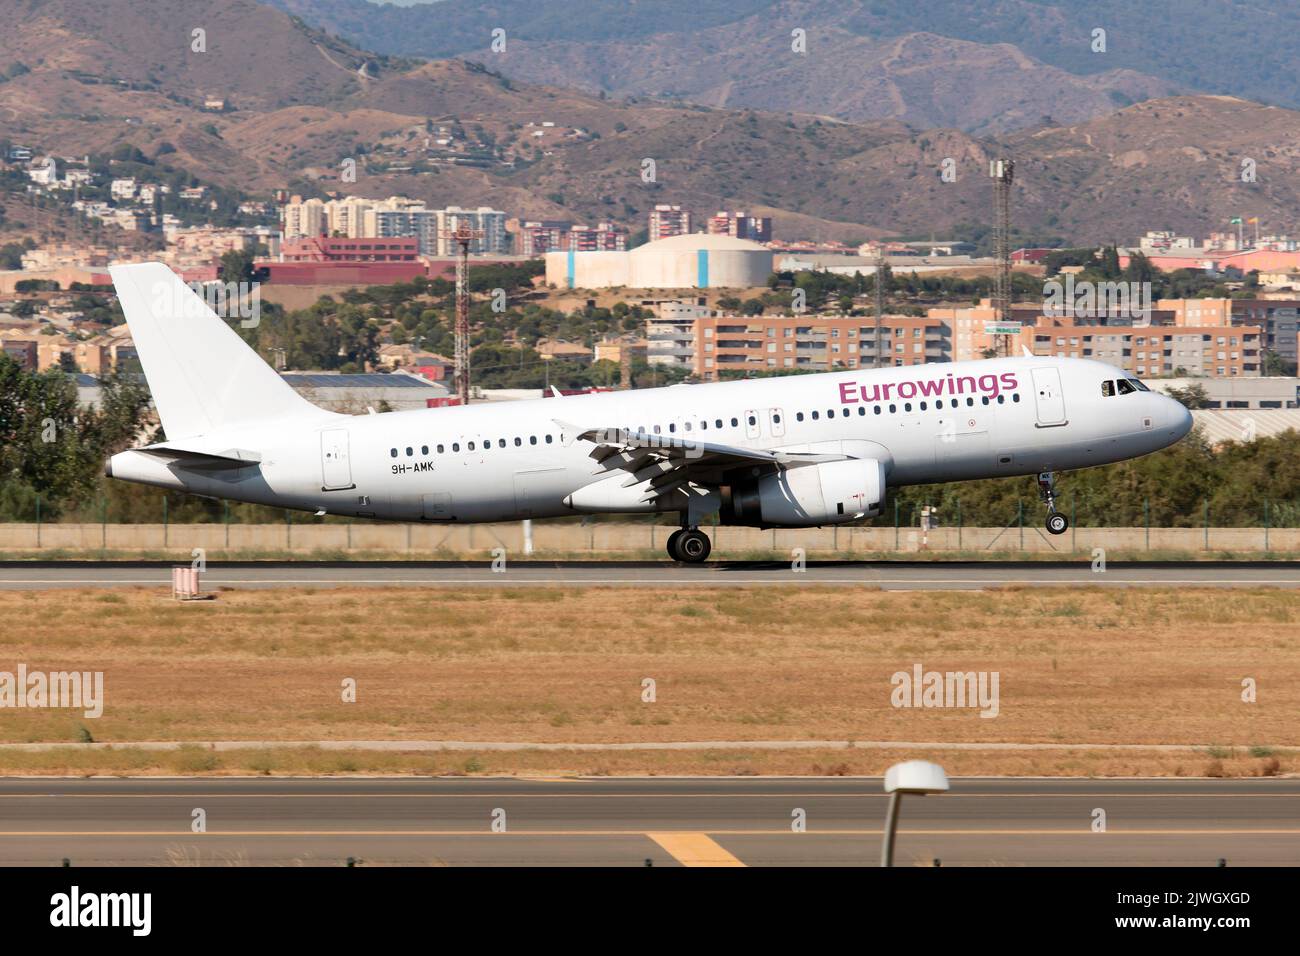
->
[666,527,712,563]
[1038,471,1069,535]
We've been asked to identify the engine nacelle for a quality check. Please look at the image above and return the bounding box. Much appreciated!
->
[721,458,886,527]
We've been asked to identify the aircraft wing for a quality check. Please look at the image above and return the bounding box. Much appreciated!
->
[563,422,846,504]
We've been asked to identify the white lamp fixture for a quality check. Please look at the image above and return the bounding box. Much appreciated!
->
[881,760,949,867]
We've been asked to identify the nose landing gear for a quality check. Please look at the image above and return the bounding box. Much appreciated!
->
[666,527,712,563]
[1038,472,1069,535]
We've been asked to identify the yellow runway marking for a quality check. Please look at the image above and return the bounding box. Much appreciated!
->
[647,832,746,866]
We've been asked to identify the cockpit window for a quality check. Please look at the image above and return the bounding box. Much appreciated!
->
[1128,377,1150,392]
[1101,380,1115,397]
[1116,379,1136,395]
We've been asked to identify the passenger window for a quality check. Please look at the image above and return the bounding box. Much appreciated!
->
[421,445,428,455]
[529,436,537,445]
[796,412,804,422]
[904,403,912,412]
[730,417,738,427]
[873,406,881,415]
[748,415,757,426]
[654,425,661,434]
[468,442,475,451]
[715,419,723,428]
[405,447,413,456]
[545,435,553,444]
[390,448,397,458]
[982,396,990,405]
[812,410,820,420]
[997,395,1005,404]
[919,402,927,411]
[436,444,444,453]
[841,408,849,417]
[772,413,781,424]
[889,404,897,413]
[452,442,460,452]
[669,423,677,433]
[1101,380,1115,397]
[684,422,691,431]
[514,437,522,446]
[1117,379,1135,395]
[700,421,708,430]
[966,397,974,406]
[857,406,866,416]
[1012,394,1020,403]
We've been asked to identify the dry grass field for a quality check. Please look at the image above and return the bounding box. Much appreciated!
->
[0,586,1295,777]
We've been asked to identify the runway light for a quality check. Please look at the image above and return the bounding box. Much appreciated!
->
[881,760,949,867]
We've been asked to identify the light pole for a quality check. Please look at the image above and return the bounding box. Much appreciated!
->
[881,760,949,867]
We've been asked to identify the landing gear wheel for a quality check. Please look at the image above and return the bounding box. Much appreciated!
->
[1038,471,1068,536]
[665,529,684,561]
[674,529,712,563]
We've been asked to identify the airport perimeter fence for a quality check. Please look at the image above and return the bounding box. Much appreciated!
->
[5,492,1300,555]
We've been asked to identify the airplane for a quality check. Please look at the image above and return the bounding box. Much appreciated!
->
[104,263,1194,563]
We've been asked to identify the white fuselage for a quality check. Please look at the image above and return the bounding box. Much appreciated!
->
[108,356,1192,525]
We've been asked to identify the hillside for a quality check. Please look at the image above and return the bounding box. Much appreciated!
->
[3,2,1300,244]
[273,0,1300,129]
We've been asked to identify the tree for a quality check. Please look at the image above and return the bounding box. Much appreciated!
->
[1164,383,1212,409]
[219,249,255,285]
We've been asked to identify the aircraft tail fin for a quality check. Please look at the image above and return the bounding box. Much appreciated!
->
[109,262,320,440]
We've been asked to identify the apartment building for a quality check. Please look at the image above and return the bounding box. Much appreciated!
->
[513,219,625,255]
[707,210,772,243]
[1159,298,1299,366]
[1019,319,1262,377]
[436,206,509,257]
[282,196,510,256]
[646,300,710,369]
[690,314,950,380]
[648,204,691,241]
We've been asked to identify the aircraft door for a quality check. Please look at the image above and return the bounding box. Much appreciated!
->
[320,429,353,490]
[1031,367,1068,427]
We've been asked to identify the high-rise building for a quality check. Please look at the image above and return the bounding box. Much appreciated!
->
[515,219,574,256]
[436,206,509,256]
[568,221,627,252]
[707,210,772,243]
[649,204,691,241]
[282,197,326,239]
[516,219,627,255]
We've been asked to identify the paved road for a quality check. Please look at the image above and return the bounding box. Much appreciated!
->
[0,777,1294,866]
[1,560,1298,590]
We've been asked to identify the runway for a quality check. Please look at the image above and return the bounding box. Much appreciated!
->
[1,560,1298,590]
[0,777,1294,866]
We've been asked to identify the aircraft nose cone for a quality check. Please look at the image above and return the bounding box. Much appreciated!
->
[1166,396,1193,439]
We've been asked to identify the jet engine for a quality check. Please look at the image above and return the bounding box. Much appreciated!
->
[720,458,886,527]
